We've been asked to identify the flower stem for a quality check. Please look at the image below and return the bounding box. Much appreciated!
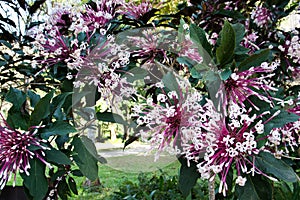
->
[209,176,215,200]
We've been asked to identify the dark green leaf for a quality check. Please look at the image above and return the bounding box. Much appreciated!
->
[22,159,48,200]
[232,23,245,44]
[273,181,293,200]
[0,59,7,66]
[189,23,212,63]
[41,121,77,139]
[71,169,83,177]
[50,169,66,182]
[190,64,209,79]
[124,67,148,83]
[177,56,197,68]
[55,135,70,149]
[45,148,72,165]
[256,151,298,182]
[235,45,250,55]
[27,90,40,108]
[225,167,233,192]
[238,49,270,71]
[51,92,73,113]
[72,137,99,181]
[178,156,200,197]
[178,19,186,43]
[264,110,300,134]
[216,21,235,66]
[29,0,46,14]
[204,71,222,108]
[5,87,26,110]
[96,111,128,125]
[7,108,29,130]
[124,135,139,150]
[13,49,24,55]
[57,179,70,200]
[30,90,55,126]
[81,135,106,163]
[220,68,232,80]
[214,10,246,20]
[162,72,180,96]
[68,177,78,195]
[236,174,272,200]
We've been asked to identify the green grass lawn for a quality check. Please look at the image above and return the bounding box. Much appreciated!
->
[70,158,181,199]
[6,156,181,199]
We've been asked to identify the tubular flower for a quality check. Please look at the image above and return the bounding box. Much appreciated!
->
[31,1,117,71]
[126,29,170,63]
[278,31,300,66]
[74,35,134,101]
[217,61,279,112]
[131,81,204,160]
[250,6,271,28]
[31,7,88,71]
[187,102,278,196]
[82,0,121,31]
[241,32,259,53]
[120,0,153,20]
[287,35,300,64]
[0,117,49,189]
[33,26,85,70]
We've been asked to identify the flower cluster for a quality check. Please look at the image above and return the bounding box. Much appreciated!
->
[120,0,153,20]
[31,1,135,101]
[250,6,271,28]
[287,35,300,63]
[183,101,283,195]
[218,61,279,111]
[241,32,259,53]
[278,32,300,65]
[74,35,134,101]
[31,0,122,71]
[81,0,121,31]
[131,80,204,160]
[32,5,88,70]
[134,81,287,195]
[126,29,170,63]
[0,117,49,189]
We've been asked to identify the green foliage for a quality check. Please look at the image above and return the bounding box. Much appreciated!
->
[45,148,72,165]
[72,136,99,181]
[255,152,299,182]
[30,90,55,126]
[21,159,48,200]
[236,175,273,200]
[273,181,300,200]
[111,171,184,200]
[263,110,300,134]
[96,112,128,125]
[189,23,212,59]
[238,49,271,71]
[162,72,180,95]
[5,87,27,110]
[178,157,200,198]
[40,121,77,139]
[216,21,235,67]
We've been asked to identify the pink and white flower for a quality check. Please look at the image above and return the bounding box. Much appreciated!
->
[251,6,272,28]
[217,61,279,112]
[0,116,49,189]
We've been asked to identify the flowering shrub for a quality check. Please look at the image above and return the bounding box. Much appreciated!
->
[0,0,300,199]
